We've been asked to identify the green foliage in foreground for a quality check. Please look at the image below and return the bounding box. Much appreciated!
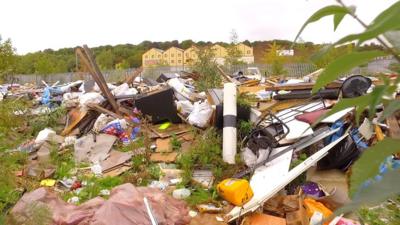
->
[177,128,243,186]
[192,47,222,91]
[296,0,400,217]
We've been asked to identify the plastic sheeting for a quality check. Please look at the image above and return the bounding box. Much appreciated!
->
[12,183,190,225]
[187,101,213,128]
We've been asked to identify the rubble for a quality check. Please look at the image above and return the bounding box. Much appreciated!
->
[1,44,399,225]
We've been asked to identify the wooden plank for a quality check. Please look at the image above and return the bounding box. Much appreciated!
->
[87,103,124,119]
[79,45,120,114]
[265,82,343,91]
[125,67,143,84]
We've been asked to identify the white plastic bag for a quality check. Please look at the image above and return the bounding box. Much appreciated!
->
[241,147,270,167]
[176,100,194,116]
[167,78,194,101]
[93,114,114,132]
[112,83,138,97]
[35,128,56,145]
[188,101,213,128]
[78,92,105,109]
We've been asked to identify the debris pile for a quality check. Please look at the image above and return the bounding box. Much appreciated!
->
[1,45,399,225]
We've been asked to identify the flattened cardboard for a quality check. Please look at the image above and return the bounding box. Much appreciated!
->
[150,152,178,163]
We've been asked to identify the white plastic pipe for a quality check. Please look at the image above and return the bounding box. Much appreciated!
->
[223,83,237,164]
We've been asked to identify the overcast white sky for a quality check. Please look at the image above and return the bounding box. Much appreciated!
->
[0,0,397,54]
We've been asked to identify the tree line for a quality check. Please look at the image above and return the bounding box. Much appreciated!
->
[0,35,384,77]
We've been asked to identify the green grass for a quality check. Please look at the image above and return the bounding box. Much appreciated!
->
[62,176,123,203]
[358,200,400,225]
[177,128,244,186]
[184,186,218,206]
[49,146,76,179]
[0,151,28,219]
[170,134,182,151]
[116,136,145,152]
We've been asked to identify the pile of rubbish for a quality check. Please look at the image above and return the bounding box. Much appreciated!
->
[1,45,399,225]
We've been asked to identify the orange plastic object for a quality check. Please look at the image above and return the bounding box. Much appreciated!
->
[217,178,253,206]
[375,125,384,141]
[304,198,333,225]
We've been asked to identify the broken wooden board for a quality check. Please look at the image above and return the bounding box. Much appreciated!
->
[103,165,131,177]
[257,99,309,113]
[150,152,178,163]
[265,81,343,91]
[155,138,173,153]
[62,108,87,136]
[101,150,133,172]
[238,85,267,94]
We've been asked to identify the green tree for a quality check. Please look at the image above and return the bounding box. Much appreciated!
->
[181,39,194,49]
[115,60,130,70]
[263,41,287,75]
[225,29,243,68]
[193,46,221,91]
[96,50,115,70]
[0,36,17,81]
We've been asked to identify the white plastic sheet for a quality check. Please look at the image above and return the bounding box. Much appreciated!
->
[188,101,213,128]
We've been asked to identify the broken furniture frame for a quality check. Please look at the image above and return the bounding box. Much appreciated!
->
[75,45,120,114]
[226,132,349,221]
[234,126,341,178]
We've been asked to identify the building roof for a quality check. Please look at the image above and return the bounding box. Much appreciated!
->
[151,48,164,52]
[236,43,252,48]
[165,46,184,52]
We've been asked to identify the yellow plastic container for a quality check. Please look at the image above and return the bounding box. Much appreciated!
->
[217,178,253,206]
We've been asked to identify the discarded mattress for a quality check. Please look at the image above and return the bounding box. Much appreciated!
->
[11,183,191,225]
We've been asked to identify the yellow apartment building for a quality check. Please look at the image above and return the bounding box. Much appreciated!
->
[235,43,254,64]
[184,46,198,65]
[141,43,254,67]
[142,48,164,67]
[163,47,184,66]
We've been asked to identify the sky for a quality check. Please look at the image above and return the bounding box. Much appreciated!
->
[0,0,397,54]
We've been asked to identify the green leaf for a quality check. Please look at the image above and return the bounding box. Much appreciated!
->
[333,13,346,31]
[312,50,387,93]
[349,138,400,196]
[293,5,350,44]
[368,85,387,120]
[384,30,400,52]
[380,100,400,122]
[331,2,400,46]
[335,170,400,216]
[358,1,400,43]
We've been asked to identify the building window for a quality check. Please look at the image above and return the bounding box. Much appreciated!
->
[247,50,251,54]
[178,53,181,57]
[171,54,174,57]
[164,54,168,58]
[178,60,181,63]
[151,55,154,59]
[158,54,161,58]
[185,53,189,57]
[171,60,174,63]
